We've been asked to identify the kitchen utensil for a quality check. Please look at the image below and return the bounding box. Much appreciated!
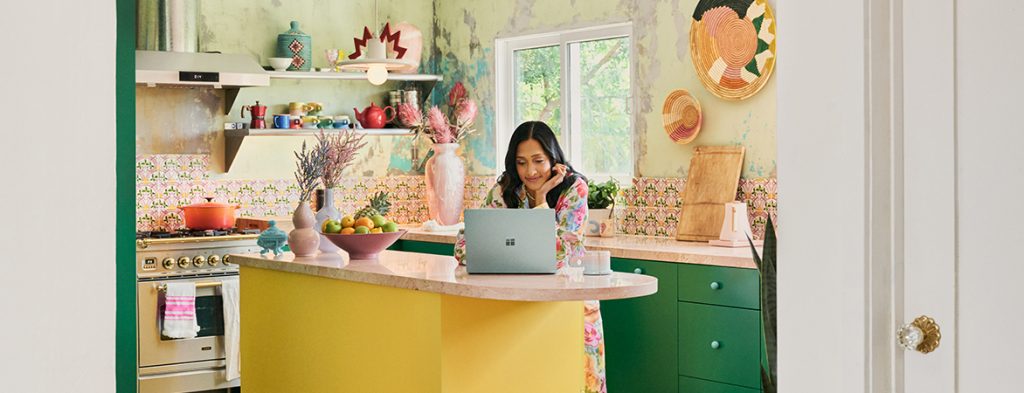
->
[662,89,702,144]
[353,102,396,129]
[240,101,267,129]
[179,197,239,230]
[676,146,746,241]
[268,57,292,71]
[322,230,408,260]
[709,201,762,247]
[273,114,291,129]
[276,21,312,71]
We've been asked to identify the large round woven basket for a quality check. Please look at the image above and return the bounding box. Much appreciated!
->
[689,0,776,100]
[662,89,702,145]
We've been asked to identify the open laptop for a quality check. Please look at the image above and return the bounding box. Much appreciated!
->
[464,209,558,274]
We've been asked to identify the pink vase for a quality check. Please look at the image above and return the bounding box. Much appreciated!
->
[424,143,465,225]
[288,202,320,257]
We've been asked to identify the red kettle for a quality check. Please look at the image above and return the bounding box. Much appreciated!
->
[241,101,268,129]
[353,102,396,129]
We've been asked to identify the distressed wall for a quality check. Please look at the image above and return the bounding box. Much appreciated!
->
[137,0,436,179]
[432,0,777,178]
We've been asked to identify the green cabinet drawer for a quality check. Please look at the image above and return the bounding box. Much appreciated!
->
[603,258,678,393]
[678,302,761,388]
[680,376,760,393]
[398,240,455,256]
[678,264,760,309]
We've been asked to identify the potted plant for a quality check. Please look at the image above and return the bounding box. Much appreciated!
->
[748,216,777,393]
[586,179,620,237]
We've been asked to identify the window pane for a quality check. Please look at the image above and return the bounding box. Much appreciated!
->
[513,46,562,143]
[578,37,632,175]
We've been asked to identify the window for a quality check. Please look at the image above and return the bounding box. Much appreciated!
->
[496,23,633,180]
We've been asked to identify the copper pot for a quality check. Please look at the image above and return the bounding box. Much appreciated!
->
[179,198,239,230]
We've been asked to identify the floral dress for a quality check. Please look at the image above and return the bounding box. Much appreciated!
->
[454,177,607,393]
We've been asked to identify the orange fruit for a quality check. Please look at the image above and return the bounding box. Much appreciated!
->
[340,227,356,235]
[354,217,374,229]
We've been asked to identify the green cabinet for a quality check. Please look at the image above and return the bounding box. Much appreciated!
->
[602,258,679,393]
[678,263,760,309]
[680,376,761,393]
[392,240,454,256]
[678,302,761,389]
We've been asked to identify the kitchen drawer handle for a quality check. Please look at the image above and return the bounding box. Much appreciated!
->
[633,268,643,274]
[710,281,721,290]
[710,340,721,349]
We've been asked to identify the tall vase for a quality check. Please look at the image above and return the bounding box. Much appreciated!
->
[315,188,341,253]
[288,202,320,257]
[424,143,465,225]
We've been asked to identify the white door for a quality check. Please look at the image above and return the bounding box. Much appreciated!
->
[901,0,1023,391]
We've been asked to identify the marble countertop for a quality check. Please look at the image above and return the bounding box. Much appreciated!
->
[231,250,658,302]
[398,226,759,269]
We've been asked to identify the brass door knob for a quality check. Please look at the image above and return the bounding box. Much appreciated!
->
[897,315,941,354]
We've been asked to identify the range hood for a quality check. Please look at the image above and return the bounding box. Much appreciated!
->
[136,50,270,113]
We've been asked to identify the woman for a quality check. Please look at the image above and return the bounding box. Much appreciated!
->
[454,121,605,393]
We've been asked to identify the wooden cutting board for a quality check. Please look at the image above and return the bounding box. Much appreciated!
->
[676,146,746,242]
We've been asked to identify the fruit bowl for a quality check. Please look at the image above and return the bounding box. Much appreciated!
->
[323,230,407,260]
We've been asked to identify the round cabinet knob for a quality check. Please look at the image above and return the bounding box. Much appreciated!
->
[161,258,175,270]
[710,340,721,349]
[192,255,206,267]
[898,315,941,354]
[176,257,190,269]
[710,281,721,290]
[633,268,643,274]
[208,255,221,266]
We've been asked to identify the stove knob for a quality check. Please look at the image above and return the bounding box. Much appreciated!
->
[208,255,220,266]
[192,255,206,267]
[222,254,232,265]
[162,258,175,270]
[177,257,190,269]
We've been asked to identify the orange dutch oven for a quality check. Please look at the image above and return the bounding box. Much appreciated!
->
[179,198,239,230]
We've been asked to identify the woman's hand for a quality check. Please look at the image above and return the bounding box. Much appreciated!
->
[532,164,568,206]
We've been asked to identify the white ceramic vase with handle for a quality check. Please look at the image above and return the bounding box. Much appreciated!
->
[424,143,465,226]
[314,188,341,253]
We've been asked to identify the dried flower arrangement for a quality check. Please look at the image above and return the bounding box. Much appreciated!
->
[318,130,367,189]
[397,81,477,144]
[293,139,330,202]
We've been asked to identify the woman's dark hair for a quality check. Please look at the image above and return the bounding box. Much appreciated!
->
[498,121,585,208]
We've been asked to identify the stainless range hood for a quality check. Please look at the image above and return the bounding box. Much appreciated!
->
[135,50,270,113]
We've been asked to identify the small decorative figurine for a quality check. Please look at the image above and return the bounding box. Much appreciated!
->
[257,220,288,255]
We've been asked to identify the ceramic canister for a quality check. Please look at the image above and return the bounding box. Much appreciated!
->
[277,21,312,71]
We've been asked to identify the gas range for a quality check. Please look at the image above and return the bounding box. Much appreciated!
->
[135,228,263,279]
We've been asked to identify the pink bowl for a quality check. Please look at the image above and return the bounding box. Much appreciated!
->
[323,230,407,259]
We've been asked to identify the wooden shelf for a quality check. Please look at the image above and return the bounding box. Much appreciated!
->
[224,128,415,171]
[266,70,442,82]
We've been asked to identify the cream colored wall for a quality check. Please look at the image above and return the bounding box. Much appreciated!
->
[433,0,776,178]
[137,0,435,180]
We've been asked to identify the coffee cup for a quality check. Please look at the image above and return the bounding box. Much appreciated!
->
[288,102,306,116]
[583,250,611,275]
[302,115,319,129]
[318,116,334,128]
[273,114,291,129]
[290,116,302,129]
[304,102,324,115]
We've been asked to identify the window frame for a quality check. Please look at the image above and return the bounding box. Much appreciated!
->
[495,22,635,182]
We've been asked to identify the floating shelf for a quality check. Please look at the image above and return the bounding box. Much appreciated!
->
[224,128,415,171]
[266,70,442,82]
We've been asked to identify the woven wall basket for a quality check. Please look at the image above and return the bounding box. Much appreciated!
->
[662,89,702,145]
[690,0,776,100]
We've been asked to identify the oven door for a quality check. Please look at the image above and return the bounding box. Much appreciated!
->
[137,275,236,367]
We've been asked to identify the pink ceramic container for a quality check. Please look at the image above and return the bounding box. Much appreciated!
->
[323,230,407,260]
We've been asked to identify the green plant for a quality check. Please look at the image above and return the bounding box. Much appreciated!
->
[748,216,777,393]
[587,179,620,209]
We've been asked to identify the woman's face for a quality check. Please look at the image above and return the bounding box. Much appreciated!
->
[515,138,552,192]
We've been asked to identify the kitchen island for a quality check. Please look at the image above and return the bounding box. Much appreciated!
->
[232,250,656,393]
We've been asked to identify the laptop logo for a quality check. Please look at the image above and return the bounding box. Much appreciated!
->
[505,238,516,246]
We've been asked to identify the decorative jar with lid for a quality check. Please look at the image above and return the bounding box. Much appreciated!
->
[276,21,312,71]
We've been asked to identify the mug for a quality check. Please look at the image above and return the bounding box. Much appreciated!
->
[288,102,306,116]
[583,250,611,275]
[304,102,324,115]
[290,116,302,129]
[273,114,291,129]
[301,115,319,129]
[318,116,334,128]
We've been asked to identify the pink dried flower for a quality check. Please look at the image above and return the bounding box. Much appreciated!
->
[455,99,477,126]
[427,106,454,143]
[448,82,466,107]
[397,103,422,127]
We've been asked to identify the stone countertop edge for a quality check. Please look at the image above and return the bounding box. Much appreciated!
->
[397,226,760,269]
[231,250,658,302]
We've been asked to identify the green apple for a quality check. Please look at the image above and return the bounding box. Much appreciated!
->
[325,221,343,234]
[381,221,398,233]
[371,214,388,228]
[354,226,370,234]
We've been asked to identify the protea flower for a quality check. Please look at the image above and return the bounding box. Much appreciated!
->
[448,82,466,106]
[455,99,477,126]
[397,103,423,127]
[427,106,454,144]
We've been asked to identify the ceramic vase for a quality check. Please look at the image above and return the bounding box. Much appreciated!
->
[424,143,465,226]
[315,188,341,253]
[288,202,320,257]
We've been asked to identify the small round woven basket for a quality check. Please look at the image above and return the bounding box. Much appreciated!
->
[662,89,702,145]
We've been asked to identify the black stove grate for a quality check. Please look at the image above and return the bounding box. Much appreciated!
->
[136,227,261,240]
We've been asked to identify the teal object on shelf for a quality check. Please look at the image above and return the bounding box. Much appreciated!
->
[277,21,312,71]
[257,220,288,255]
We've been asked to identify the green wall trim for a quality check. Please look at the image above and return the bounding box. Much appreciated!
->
[116,0,137,390]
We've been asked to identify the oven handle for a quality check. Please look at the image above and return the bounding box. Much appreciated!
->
[157,281,223,292]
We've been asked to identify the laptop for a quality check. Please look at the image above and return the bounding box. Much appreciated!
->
[464,209,558,274]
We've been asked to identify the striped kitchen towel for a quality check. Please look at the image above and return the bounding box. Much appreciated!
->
[162,282,200,339]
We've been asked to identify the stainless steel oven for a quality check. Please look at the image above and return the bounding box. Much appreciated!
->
[136,231,259,393]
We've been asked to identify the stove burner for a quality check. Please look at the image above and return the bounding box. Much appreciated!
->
[136,227,261,240]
